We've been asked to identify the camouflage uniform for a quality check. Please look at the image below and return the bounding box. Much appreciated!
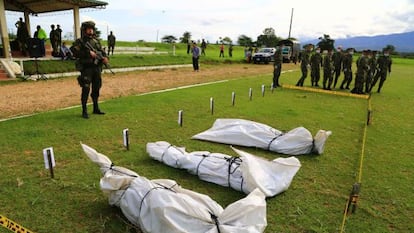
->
[340,49,353,89]
[332,49,343,88]
[351,51,369,94]
[365,51,377,93]
[322,51,334,90]
[49,24,60,56]
[370,52,392,93]
[296,49,310,86]
[310,50,323,86]
[71,21,108,118]
[272,48,282,88]
[107,31,116,56]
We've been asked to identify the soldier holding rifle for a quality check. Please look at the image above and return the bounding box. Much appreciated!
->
[71,21,109,119]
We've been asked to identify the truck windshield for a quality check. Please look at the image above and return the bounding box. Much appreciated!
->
[282,47,290,54]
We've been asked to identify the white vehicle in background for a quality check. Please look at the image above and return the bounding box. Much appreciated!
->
[252,47,276,64]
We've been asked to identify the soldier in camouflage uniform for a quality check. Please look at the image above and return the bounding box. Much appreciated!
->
[272,46,282,88]
[296,45,312,86]
[351,50,370,94]
[322,50,334,90]
[365,50,377,93]
[310,47,323,87]
[71,21,109,119]
[370,49,392,93]
[340,48,354,90]
[332,47,343,88]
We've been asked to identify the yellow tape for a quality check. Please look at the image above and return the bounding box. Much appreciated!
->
[282,84,370,99]
[339,97,371,232]
[0,215,35,233]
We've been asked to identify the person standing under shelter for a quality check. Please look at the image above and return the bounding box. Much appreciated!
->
[71,21,109,119]
[107,31,116,56]
[56,24,63,51]
[50,24,60,56]
[191,42,200,71]
[35,25,47,57]
[15,17,29,55]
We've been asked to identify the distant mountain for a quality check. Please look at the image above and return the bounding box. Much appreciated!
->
[302,31,414,52]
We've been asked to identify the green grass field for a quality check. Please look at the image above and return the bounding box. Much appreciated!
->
[20,42,248,76]
[1,56,413,232]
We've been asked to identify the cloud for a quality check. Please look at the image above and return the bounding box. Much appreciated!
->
[6,0,414,43]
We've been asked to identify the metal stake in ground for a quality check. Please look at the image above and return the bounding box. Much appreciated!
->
[261,84,265,97]
[43,147,55,179]
[123,128,130,150]
[178,110,183,127]
[210,97,214,115]
[231,92,235,106]
[249,88,253,101]
[346,183,361,215]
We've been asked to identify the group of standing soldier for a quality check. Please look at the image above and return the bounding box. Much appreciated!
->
[49,24,62,57]
[15,18,63,58]
[351,49,392,94]
[294,45,392,94]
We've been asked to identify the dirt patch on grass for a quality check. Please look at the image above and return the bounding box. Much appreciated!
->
[0,64,296,119]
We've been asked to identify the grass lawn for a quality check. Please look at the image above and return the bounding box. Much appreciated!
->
[20,42,249,75]
[0,56,413,232]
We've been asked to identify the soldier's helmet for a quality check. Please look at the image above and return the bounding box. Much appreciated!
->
[81,21,95,31]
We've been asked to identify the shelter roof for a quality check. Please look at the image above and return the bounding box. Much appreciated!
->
[5,0,108,15]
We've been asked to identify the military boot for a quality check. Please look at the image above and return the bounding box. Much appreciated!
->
[82,104,89,119]
[93,99,105,115]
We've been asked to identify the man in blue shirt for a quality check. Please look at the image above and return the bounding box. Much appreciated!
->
[191,42,200,71]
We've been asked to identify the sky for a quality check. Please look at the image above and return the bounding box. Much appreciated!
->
[6,0,414,43]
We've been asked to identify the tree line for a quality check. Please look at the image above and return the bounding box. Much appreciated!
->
[161,27,287,47]
[161,28,398,54]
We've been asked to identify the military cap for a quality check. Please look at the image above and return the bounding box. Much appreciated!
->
[81,21,95,30]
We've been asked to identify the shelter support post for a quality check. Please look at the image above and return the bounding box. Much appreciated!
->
[73,6,81,39]
[0,0,11,58]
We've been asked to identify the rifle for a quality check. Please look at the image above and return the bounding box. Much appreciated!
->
[85,41,115,74]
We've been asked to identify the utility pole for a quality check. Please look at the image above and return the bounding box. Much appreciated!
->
[288,8,294,39]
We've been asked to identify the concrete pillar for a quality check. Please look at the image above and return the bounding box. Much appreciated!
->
[0,0,10,58]
[24,12,31,37]
[73,6,80,39]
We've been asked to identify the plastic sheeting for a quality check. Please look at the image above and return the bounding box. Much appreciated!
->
[81,143,267,233]
[192,118,332,155]
[147,141,301,197]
